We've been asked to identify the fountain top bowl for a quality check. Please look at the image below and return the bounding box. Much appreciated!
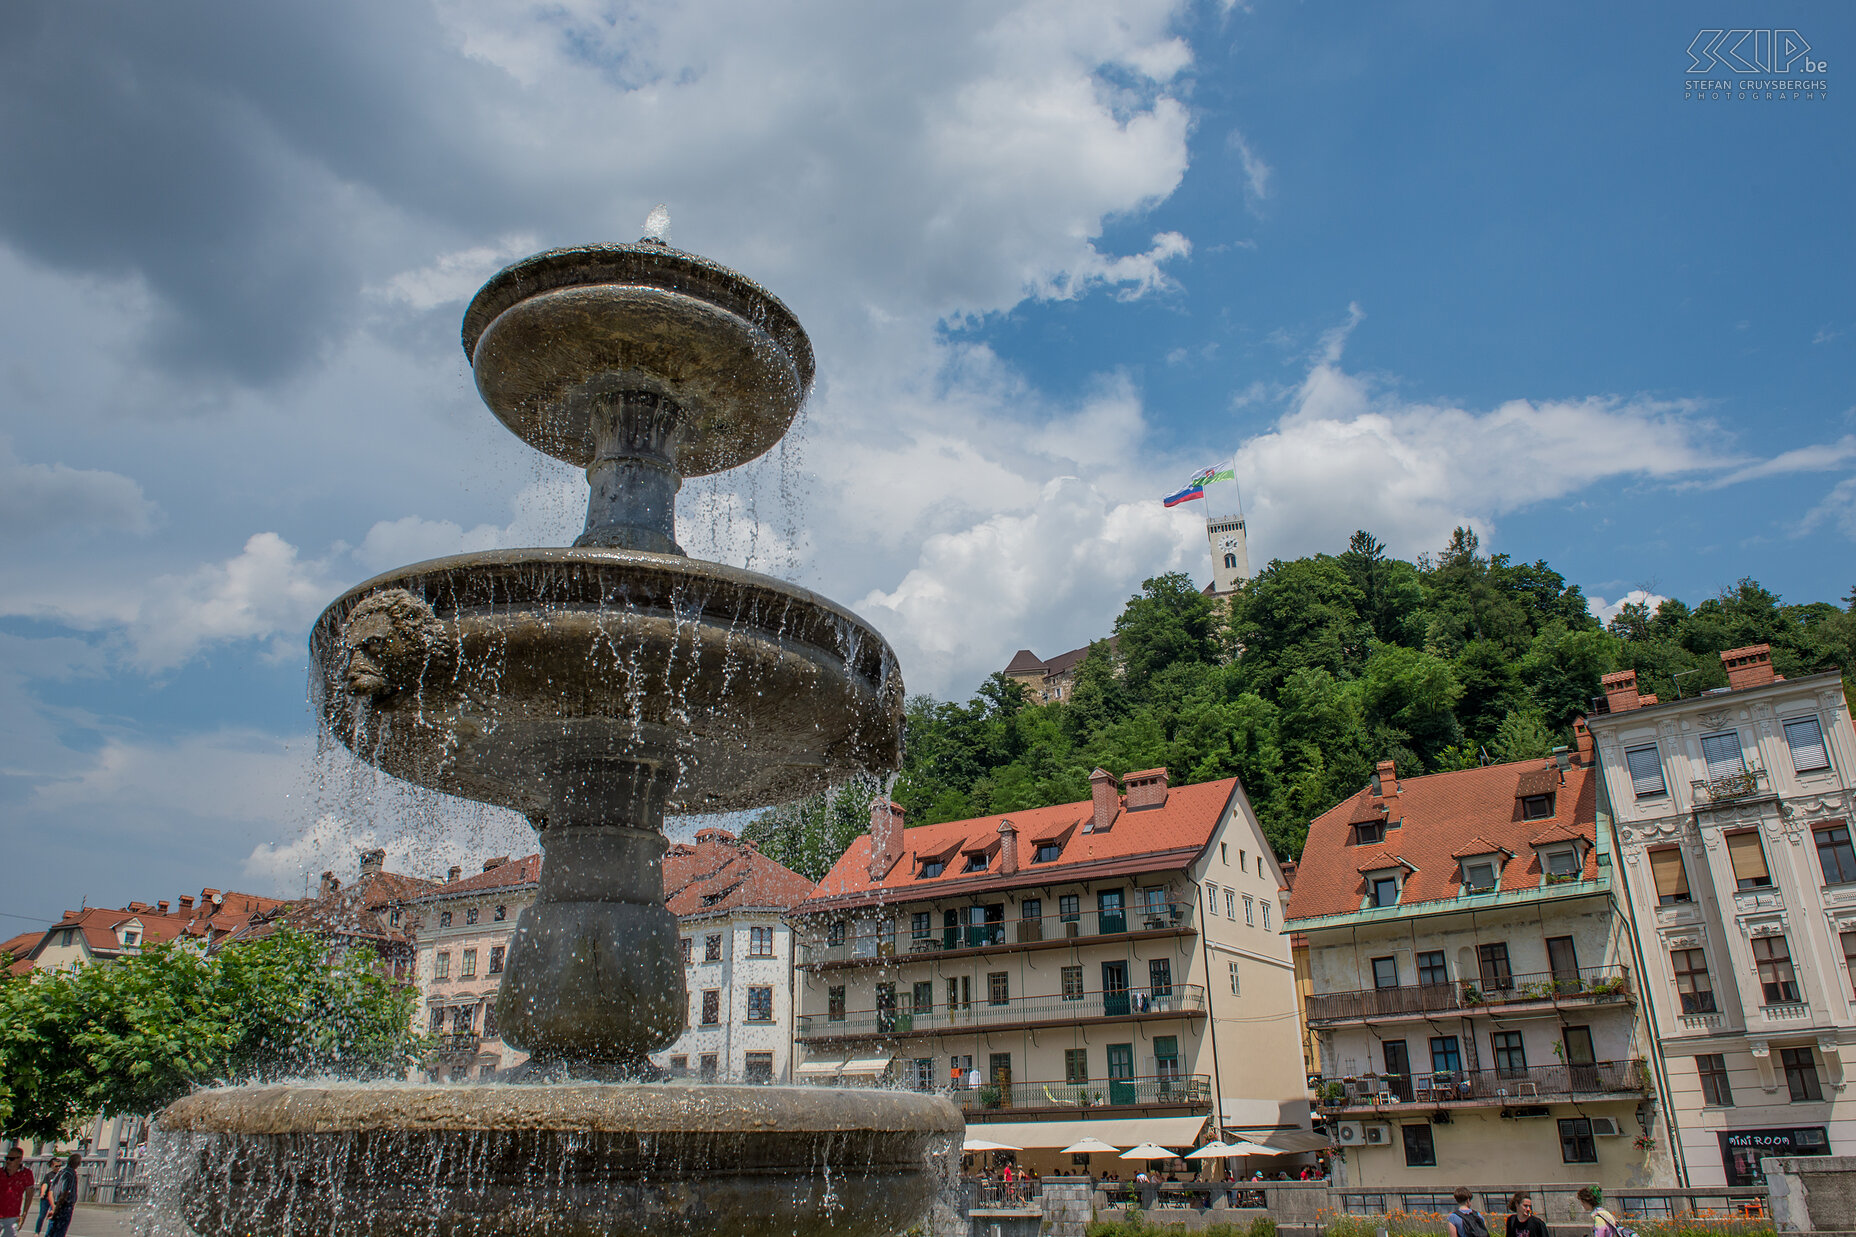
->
[462,242,815,477]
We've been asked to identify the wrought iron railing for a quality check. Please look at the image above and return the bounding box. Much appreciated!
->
[434,1032,482,1056]
[798,902,1195,966]
[958,1073,1210,1111]
[1305,965,1630,1023]
[798,984,1206,1039]
[1315,1058,1646,1106]
[1692,768,1769,804]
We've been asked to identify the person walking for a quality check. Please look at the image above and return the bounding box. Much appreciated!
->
[2,1149,35,1237]
[31,1169,52,1235]
[1577,1187,1622,1237]
[1444,1187,1490,1237]
[1507,1193,1547,1237]
[42,1157,78,1237]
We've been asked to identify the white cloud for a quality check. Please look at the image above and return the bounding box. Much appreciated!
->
[1700,435,1856,489]
[354,514,507,573]
[373,234,539,311]
[125,533,343,671]
[1589,590,1670,625]
[1226,128,1272,202]
[1798,477,1856,540]
[0,439,159,537]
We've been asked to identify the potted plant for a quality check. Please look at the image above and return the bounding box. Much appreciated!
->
[978,1084,1004,1109]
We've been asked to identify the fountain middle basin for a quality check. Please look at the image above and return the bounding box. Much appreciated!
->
[161,1082,961,1237]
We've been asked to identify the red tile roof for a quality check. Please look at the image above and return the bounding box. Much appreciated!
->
[799,776,1239,912]
[226,868,437,949]
[1286,758,1598,922]
[8,888,288,970]
[664,830,813,916]
[1449,836,1515,860]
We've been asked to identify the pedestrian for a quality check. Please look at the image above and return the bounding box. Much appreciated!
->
[32,1169,52,1235]
[1444,1187,1490,1237]
[43,1157,78,1237]
[1577,1187,1621,1237]
[2,1148,34,1237]
[1507,1193,1547,1237]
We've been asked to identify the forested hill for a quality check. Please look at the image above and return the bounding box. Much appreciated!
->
[746,529,1855,877]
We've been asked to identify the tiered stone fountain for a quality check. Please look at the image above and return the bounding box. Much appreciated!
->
[156,235,960,1236]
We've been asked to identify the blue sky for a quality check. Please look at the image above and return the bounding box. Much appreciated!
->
[0,0,1849,923]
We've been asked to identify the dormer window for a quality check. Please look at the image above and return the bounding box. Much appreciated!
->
[1369,875,1400,907]
[1542,846,1581,880]
[1034,841,1062,863]
[920,859,945,878]
[964,853,989,873]
[124,931,140,947]
[1521,794,1554,821]
[1460,860,1499,893]
[1354,820,1385,845]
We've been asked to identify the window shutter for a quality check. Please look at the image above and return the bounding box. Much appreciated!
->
[1726,832,1770,884]
[1784,718,1830,773]
[1700,732,1745,781]
[1625,745,1666,796]
[1650,848,1689,900]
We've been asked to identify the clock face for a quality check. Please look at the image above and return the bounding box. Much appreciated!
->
[1220,535,1241,551]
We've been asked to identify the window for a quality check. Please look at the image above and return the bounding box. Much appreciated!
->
[1354,820,1385,845]
[1558,1117,1598,1164]
[1521,794,1554,821]
[1228,960,1241,995]
[1727,831,1773,890]
[435,951,450,979]
[429,1006,445,1033]
[1491,1031,1526,1074]
[1062,965,1084,1001]
[1626,744,1667,797]
[1698,1054,1734,1106]
[911,1058,934,1090]
[1262,903,1271,930]
[1785,717,1831,773]
[1672,949,1716,1014]
[701,990,720,1025]
[1370,876,1400,907]
[1547,936,1579,982]
[1221,842,1229,865]
[488,945,504,974]
[705,934,722,962]
[1543,846,1581,878]
[1562,1025,1596,1066]
[827,921,846,946]
[1371,957,1399,989]
[1461,861,1498,892]
[744,1052,774,1084]
[389,909,401,927]
[948,976,972,1010]
[1701,731,1746,782]
[699,1053,718,1081]
[439,911,452,928]
[1754,936,1800,1004]
[1065,1048,1089,1084]
[679,937,692,964]
[911,980,933,1014]
[1816,825,1856,885]
[1225,552,1238,570]
[987,972,1010,1006]
[746,986,773,1022]
[1034,841,1062,863]
[1478,942,1514,991]
[1650,848,1692,905]
[911,912,932,940]
[465,907,479,925]
[1205,882,1219,913]
[827,986,846,1021]
[1429,1036,1460,1073]
[920,859,945,878]
[461,949,476,977]
[1844,932,1856,996]
[1149,959,1172,996]
[494,904,506,921]
[1402,1124,1436,1167]
[1224,889,1237,917]
[482,1000,498,1038]
[1021,898,1041,923]
[963,853,988,872]
[1417,951,1447,986]
[1059,894,1080,923]
[1782,1047,1823,1102]
[1243,895,1255,926]
[670,1055,689,1075]
[750,926,774,957]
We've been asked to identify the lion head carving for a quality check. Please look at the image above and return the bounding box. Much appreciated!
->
[339,589,452,699]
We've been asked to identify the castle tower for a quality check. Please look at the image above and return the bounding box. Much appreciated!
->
[1207,513,1250,594]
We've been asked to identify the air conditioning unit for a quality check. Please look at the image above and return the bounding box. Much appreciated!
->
[1591,1117,1623,1137]
[1362,1124,1391,1146]
[1065,921,1081,938]
[1334,1122,1365,1146]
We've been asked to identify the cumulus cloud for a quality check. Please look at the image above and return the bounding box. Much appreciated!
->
[1589,590,1670,625]
[0,439,159,536]
[373,234,540,312]
[125,533,343,671]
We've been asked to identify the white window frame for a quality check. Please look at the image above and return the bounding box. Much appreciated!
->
[1242,894,1255,926]
[1228,960,1241,995]
[1460,858,1500,892]
[1625,743,1667,798]
[1542,845,1580,877]
[1784,716,1831,774]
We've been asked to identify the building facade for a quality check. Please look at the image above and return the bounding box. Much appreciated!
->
[1588,646,1856,1187]
[1206,513,1251,596]
[222,849,433,977]
[1287,751,1675,1191]
[5,888,283,976]
[407,855,541,1081]
[1002,643,1103,705]
[789,768,1314,1174]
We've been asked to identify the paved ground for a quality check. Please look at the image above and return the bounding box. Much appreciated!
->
[53,1205,143,1237]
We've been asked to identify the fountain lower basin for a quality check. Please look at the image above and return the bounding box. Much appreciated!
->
[159,1083,961,1237]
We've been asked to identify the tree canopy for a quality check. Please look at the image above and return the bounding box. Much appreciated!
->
[0,929,421,1140]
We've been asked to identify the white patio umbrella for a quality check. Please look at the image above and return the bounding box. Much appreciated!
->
[1222,1141,1278,1156]
[1186,1141,1239,1159]
[1118,1143,1177,1161]
[1062,1138,1122,1155]
[962,1138,1023,1152]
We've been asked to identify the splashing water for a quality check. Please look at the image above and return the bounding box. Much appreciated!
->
[643,202,671,242]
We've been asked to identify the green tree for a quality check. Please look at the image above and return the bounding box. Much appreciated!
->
[1113,573,1219,697]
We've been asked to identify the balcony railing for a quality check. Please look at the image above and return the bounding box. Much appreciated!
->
[798,984,1206,1040]
[1692,768,1769,805]
[799,902,1195,967]
[1316,1059,1646,1107]
[1305,966,1631,1024]
[959,1073,1211,1112]
[434,1032,482,1057]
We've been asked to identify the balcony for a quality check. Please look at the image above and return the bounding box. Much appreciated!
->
[434,1033,482,1057]
[798,903,1196,968]
[1304,966,1631,1026]
[1316,1059,1646,1111]
[798,984,1207,1042]
[1692,768,1771,806]
[959,1073,1211,1115]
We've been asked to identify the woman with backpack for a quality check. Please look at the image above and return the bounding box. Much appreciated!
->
[1578,1186,1625,1237]
[1445,1187,1489,1237]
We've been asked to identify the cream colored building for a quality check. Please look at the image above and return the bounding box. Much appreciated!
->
[790,769,1315,1174]
[1288,751,1675,1190]
[1588,646,1856,1187]
[408,856,539,1080]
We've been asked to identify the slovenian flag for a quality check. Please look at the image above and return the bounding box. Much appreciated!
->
[1163,464,1235,507]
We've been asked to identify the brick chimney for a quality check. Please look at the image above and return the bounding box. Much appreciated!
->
[1601,669,1642,713]
[1572,716,1594,765]
[447,865,462,883]
[1124,768,1170,810]
[1373,759,1399,799]
[359,848,386,877]
[178,895,195,912]
[1088,768,1120,833]
[868,798,906,882]
[319,871,339,897]
[157,900,169,913]
[482,856,509,872]
[1721,644,1776,691]
[997,819,1019,876]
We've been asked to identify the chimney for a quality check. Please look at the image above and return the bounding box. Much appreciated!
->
[179,895,195,912]
[1721,644,1776,691]
[482,856,509,872]
[319,871,337,897]
[1573,716,1594,765]
[1088,768,1120,832]
[447,865,462,883]
[1373,759,1399,799]
[360,848,387,877]
[868,798,906,882]
[1601,669,1643,713]
[1124,768,1170,811]
[157,900,169,913]
[997,820,1019,876]
[1551,746,1572,772]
